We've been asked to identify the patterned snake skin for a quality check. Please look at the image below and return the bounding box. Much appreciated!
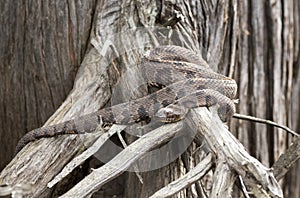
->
[15,45,237,154]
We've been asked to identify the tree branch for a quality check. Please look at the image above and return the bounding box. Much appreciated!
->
[187,108,283,197]
[272,136,300,180]
[60,122,184,197]
[233,113,299,137]
[149,153,213,198]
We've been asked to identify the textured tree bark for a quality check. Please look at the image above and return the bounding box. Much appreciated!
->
[0,0,97,170]
[230,1,300,197]
[0,0,299,197]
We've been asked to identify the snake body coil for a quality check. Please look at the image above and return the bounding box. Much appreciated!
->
[15,45,237,154]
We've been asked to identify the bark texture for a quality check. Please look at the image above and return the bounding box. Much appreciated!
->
[0,0,299,197]
[0,0,97,170]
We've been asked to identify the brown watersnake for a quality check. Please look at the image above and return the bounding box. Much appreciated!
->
[15,45,237,154]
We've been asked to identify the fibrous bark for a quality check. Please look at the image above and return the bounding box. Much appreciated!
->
[0,0,299,197]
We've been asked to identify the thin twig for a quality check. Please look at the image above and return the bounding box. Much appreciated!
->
[116,130,144,184]
[233,113,299,137]
[149,153,213,198]
[60,122,183,197]
[238,175,250,198]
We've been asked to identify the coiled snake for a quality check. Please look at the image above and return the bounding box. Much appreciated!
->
[15,45,237,154]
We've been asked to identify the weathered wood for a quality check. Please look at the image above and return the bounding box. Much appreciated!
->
[0,46,113,197]
[188,108,283,197]
[0,0,97,170]
[60,122,183,197]
[149,153,213,198]
[1,0,299,197]
[210,160,235,198]
[47,125,123,189]
[272,136,300,180]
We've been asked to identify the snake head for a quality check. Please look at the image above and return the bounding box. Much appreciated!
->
[155,104,188,123]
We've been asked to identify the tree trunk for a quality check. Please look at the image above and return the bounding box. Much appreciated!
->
[0,0,96,170]
[0,0,299,197]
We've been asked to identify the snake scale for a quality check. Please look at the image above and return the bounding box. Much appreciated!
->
[15,45,237,154]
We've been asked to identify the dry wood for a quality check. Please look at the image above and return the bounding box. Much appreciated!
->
[0,46,112,197]
[272,136,300,180]
[233,113,299,137]
[60,122,184,197]
[149,153,213,198]
[1,0,299,197]
[187,108,283,197]
[210,159,235,198]
[47,125,126,188]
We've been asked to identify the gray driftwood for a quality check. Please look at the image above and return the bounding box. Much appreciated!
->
[1,0,297,197]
